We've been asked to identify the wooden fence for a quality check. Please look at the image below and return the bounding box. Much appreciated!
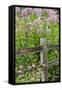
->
[16,38,59,81]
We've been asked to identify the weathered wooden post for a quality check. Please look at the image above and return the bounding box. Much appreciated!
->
[40,38,48,81]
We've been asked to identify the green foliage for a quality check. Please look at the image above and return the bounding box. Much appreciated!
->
[15,8,59,83]
[16,67,41,83]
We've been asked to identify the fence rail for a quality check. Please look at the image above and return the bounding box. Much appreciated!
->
[16,45,59,56]
[48,58,59,68]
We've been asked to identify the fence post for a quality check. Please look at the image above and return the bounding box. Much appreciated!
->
[40,38,48,81]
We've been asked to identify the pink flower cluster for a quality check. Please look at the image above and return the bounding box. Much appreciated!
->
[16,7,21,14]
[21,8,33,17]
[45,9,59,23]
[33,8,42,17]
[16,7,59,24]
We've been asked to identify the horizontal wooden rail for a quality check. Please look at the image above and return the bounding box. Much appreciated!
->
[16,45,59,56]
[48,58,59,68]
[16,46,43,56]
[47,45,59,50]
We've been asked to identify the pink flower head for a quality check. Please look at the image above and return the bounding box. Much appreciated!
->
[21,8,33,18]
[26,8,33,14]
[42,9,49,14]
[48,9,57,16]
[16,7,21,14]
[47,14,58,24]
[21,8,28,17]
[33,8,42,17]
[42,9,57,17]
